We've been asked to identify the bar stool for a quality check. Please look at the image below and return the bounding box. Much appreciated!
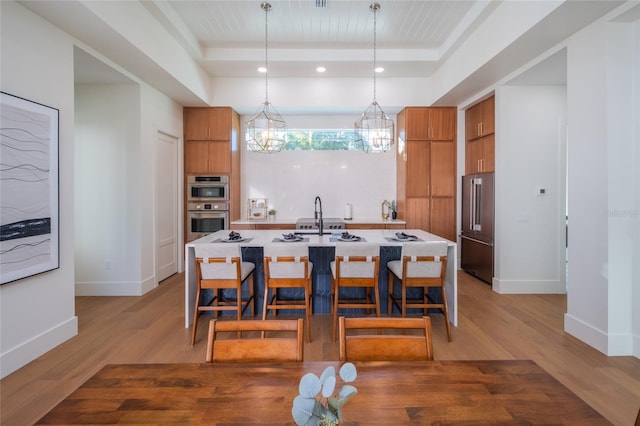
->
[387,241,451,342]
[262,244,313,342]
[330,243,380,341]
[191,244,255,345]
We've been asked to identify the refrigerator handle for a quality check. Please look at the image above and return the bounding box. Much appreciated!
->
[471,178,482,231]
[470,178,476,230]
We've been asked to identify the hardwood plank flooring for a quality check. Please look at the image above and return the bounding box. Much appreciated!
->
[1,271,639,425]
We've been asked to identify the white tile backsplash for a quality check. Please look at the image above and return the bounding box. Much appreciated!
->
[240,117,397,220]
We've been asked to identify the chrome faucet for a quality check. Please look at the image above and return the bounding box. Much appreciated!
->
[314,196,323,236]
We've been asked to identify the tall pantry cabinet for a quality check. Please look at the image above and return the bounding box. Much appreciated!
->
[396,107,457,242]
[183,106,241,225]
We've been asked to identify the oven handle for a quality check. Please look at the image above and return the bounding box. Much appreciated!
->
[188,211,228,218]
[188,182,227,187]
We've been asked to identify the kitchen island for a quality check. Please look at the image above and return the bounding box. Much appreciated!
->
[184,229,457,328]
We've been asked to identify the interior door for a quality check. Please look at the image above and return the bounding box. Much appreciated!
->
[156,131,178,282]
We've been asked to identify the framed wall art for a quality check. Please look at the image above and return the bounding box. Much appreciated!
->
[0,92,59,285]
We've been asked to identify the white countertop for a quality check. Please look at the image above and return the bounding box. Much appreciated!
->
[231,217,407,226]
[187,228,453,247]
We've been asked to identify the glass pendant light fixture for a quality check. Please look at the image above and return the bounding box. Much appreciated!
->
[245,2,287,153]
[354,3,394,153]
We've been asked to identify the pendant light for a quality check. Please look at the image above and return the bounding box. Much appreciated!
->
[245,2,287,153]
[354,3,394,153]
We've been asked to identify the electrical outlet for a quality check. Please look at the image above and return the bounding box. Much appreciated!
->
[104,260,112,270]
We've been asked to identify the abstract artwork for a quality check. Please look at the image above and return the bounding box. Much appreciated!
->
[1,92,59,285]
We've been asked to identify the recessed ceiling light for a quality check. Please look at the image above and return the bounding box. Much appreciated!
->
[375,67,384,73]
[316,66,326,73]
[258,66,267,73]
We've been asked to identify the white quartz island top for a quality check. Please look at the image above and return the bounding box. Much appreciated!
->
[184,228,457,329]
[190,228,445,246]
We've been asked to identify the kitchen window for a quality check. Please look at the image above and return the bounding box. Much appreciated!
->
[274,129,362,151]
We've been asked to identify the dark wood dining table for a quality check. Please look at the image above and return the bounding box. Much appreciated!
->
[36,360,610,425]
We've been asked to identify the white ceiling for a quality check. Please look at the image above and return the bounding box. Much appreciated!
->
[25,0,634,109]
[142,0,496,79]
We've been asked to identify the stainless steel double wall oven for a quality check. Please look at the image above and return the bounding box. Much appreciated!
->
[186,175,229,242]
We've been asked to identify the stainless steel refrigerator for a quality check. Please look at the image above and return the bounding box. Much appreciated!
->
[461,172,494,284]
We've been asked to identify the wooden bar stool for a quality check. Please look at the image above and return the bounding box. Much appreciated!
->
[330,243,380,341]
[262,244,313,342]
[191,244,255,345]
[387,241,452,342]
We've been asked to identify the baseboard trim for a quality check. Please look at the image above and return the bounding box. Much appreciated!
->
[76,275,156,296]
[564,313,637,357]
[493,278,566,294]
[0,316,78,379]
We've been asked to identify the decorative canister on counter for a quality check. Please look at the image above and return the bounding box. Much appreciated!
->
[344,203,353,220]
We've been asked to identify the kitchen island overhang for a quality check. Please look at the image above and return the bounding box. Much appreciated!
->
[184,229,457,328]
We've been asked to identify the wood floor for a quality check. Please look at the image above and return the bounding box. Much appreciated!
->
[2,271,639,425]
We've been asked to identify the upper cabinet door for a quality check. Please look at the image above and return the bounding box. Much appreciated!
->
[466,96,495,140]
[404,108,456,141]
[405,108,430,140]
[428,108,456,141]
[184,108,232,141]
[465,103,482,140]
[208,108,232,141]
[480,96,495,136]
[184,108,212,140]
[184,141,210,174]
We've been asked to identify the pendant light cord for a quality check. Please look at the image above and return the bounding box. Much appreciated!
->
[262,2,271,103]
[371,3,379,103]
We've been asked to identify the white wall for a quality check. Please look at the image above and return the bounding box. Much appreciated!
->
[75,84,143,295]
[606,17,638,357]
[493,85,567,294]
[0,1,185,377]
[633,18,640,359]
[212,77,429,116]
[0,1,78,378]
[74,58,184,296]
[239,115,396,220]
[564,16,639,357]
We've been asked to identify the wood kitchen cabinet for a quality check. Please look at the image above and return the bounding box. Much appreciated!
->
[466,133,495,173]
[404,107,456,141]
[184,107,239,175]
[465,95,495,174]
[254,223,296,230]
[465,95,494,141]
[184,107,233,141]
[184,140,232,174]
[396,107,457,241]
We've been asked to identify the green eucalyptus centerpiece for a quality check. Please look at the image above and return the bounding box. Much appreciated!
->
[292,363,358,426]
